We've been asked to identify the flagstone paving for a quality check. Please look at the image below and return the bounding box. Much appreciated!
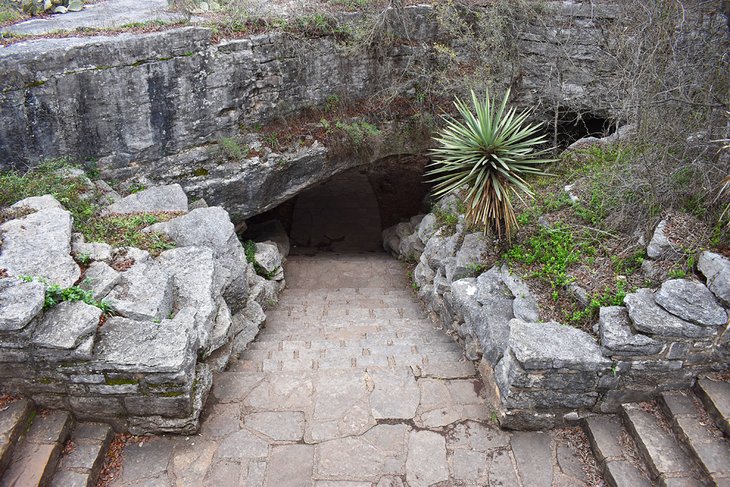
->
[109,253,597,486]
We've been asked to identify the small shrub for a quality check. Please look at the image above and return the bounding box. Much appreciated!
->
[334,120,381,146]
[219,137,247,161]
[242,239,275,279]
[426,89,553,238]
[507,224,594,294]
[566,280,629,325]
[79,213,177,255]
[0,160,98,226]
[18,276,111,313]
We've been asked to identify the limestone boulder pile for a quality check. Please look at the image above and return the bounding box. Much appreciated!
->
[0,185,286,434]
[384,203,730,430]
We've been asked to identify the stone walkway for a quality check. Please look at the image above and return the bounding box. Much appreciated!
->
[109,254,596,486]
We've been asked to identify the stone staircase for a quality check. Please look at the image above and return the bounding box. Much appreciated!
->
[584,378,730,487]
[0,399,113,487]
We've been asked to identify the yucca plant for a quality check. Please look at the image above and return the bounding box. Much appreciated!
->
[426,89,554,238]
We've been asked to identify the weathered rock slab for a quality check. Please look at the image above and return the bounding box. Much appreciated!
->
[93,308,197,373]
[105,260,173,321]
[158,246,224,351]
[0,279,45,332]
[104,184,188,215]
[0,206,80,287]
[697,251,730,306]
[31,301,101,350]
[598,306,664,356]
[624,289,716,338]
[654,279,727,326]
[508,319,609,371]
[79,262,120,301]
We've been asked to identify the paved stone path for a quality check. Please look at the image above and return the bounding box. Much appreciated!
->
[109,254,596,486]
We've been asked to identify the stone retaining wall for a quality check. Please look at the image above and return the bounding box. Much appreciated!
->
[0,182,286,433]
[384,197,730,430]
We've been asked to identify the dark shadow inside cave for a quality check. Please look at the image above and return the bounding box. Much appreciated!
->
[547,110,616,147]
[245,154,431,254]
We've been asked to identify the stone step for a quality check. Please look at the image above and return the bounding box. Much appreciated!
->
[255,327,456,342]
[0,409,74,487]
[240,342,463,362]
[0,399,34,475]
[281,288,415,299]
[263,308,427,324]
[583,415,652,487]
[252,338,461,352]
[227,356,477,378]
[50,422,114,487]
[620,403,706,485]
[660,391,730,485]
[276,297,423,309]
[694,378,730,438]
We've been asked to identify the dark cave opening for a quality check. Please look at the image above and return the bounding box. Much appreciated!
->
[243,154,432,254]
[547,110,616,148]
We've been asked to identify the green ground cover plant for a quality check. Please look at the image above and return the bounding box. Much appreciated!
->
[18,275,112,313]
[0,160,177,255]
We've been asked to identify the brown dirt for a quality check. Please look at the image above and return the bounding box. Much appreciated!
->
[0,394,20,409]
[553,426,603,486]
[96,433,131,487]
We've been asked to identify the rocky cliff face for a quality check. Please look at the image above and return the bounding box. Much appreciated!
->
[0,3,629,217]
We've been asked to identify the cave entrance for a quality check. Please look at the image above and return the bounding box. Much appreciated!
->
[547,110,615,148]
[246,154,431,254]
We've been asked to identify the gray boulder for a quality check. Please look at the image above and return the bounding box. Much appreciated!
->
[413,256,435,291]
[157,246,226,352]
[0,205,80,287]
[94,307,198,373]
[104,184,188,215]
[245,220,290,258]
[508,319,610,371]
[422,227,461,272]
[31,301,101,350]
[247,266,281,309]
[254,242,282,276]
[473,269,515,363]
[395,221,414,239]
[598,306,663,356]
[498,265,539,322]
[698,251,730,306]
[94,180,122,206]
[144,207,249,311]
[624,288,716,338]
[231,300,266,354]
[208,300,232,355]
[655,279,727,326]
[647,220,680,260]
[417,213,439,243]
[71,234,113,263]
[398,233,424,261]
[79,262,121,300]
[0,279,45,331]
[450,232,487,281]
[105,260,173,321]
[10,195,63,211]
